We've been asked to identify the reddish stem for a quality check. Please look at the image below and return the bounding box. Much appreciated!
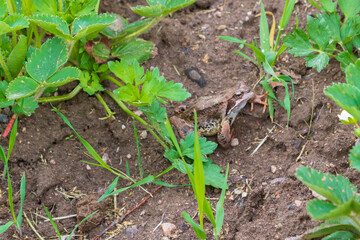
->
[2,114,18,138]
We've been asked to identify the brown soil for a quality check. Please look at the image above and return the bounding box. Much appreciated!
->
[1,0,358,239]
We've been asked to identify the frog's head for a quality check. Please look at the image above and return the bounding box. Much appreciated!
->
[174,99,195,114]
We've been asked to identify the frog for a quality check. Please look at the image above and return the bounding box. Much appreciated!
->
[170,81,267,148]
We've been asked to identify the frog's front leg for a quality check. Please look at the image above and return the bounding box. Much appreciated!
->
[217,116,232,148]
[170,116,197,139]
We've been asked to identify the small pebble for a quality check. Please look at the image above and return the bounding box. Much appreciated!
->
[86,165,91,170]
[102,153,109,164]
[126,154,131,159]
[214,11,222,18]
[50,159,56,165]
[288,204,295,210]
[134,110,143,116]
[241,192,248,198]
[294,200,302,207]
[247,11,252,16]
[233,189,242,195]
[271,165,277,173]
[216,25,227,30]
[22,127,26,133]
[140,210,146,216]
[184,67,206,87]
[0,114,7,123]
[122,125,126,130]
[140,131,148,139]
[231,138,239,147]
[162,222,177,237]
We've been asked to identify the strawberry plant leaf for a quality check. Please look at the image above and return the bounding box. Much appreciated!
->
[345,60,360,87]
[102,16,151,39]
[108,60,144,85]
[338,0,360,19]
[92,42,110,61]
[69,0,98,16]
[307,199,337,220]
[203,160,227,189]
[325,83,360,122]
[0,14,29,34]
[306,216,360,238]
[46,67,80,87]
[318,13,341,43]
[12,97,39,116]
[114,84,140,104]
[305,53,329,72]
[71,13,116,41]
[6,76,40,100]
[335,51,355,69]
[26,37,68,82]
[131,4,165,17]
[283,29,314,56]
[139,100,166,122]
[161,0,196,15]
[296,166,357,205]
[6,35,28,78]
[318,0,337,12]
[340,16,360,44]
[322,231,357,240]
[180,132,218,159]
[32,0,57,15]
[79,71,104,95]
[111,38,154,63]
[30,13,71,40]
[307,15,331,50]
[349,145,360,171]
[0,81,14,108]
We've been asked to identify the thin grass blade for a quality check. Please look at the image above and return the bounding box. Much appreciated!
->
[260,0,270,53]
[0,221,14,234]
[7,169,16,225]
[43,204,61,239]
[126,160,130,177]
[133,120,143,177]
[7,117,18,161]
[67,211,99,240]
[153,179,190,187]
[182,211,207,239]
[16,172,26,228]
[215,164,229,234]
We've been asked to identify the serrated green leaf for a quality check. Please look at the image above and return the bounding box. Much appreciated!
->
[307,199,337,220]
[305,53,329,72]
[6,35,27,78]
[322,231,357,240]
[340,15,360,44]
[180,132,217,159]
[349,144,360,171]
[12,97,39,116]
[319,0,338,13]
[26,37,68,82]
[102,16,151,40]
[6,76,39,100]
[108,60,144,85]
[338,0,360,19]
[335,51,356,70]
[307,15,331,50]
[70,0,98,16]
[111,38,154,63]
[131,4,165,17]
[318,13,341,43]
[33,0,57,14]
[283,29,314,56]
[203,160,227,189]
[30,13,71,40]
[79,71,104,95]
[71,13,116,41]
[345,60,360,88]
[162,0,196,15]
[46,67,80,87]
[0,81,14,108]
[0,14,29,34]
[139,100,166,122]
[325,83,360,122]
[0,1,7,20]
[296,166,357,205]
[92,42,110,60]
[306,216,360,238]
[114,84,140,104]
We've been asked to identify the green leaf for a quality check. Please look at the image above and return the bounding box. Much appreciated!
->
[111,38,154,63]
[6,76,39,100]
[203,160,227,189]
[26,37,68,82]
[45,67,80,87]
[340,15,360,44]
[322,231,357,240]
[139,100,166,122]
[79,71,104,95]
[12,97,39,116]
[161,0,196,15]
[70,0,98,16]
[92,42,110,61]
[32,0,57,15]
[259,0,270,53]
[0,14,29,34]
[349,144,360,171]
[71,13,116,41]
[180,132,217,159]
[182,212,207,239]
[319,0,338,13]
[335,52,355,70]
[306,216,360,238]
[16,172,26,228]
[0,1,7,20]
[307,15,331,50]
[338,0,360,19]
[307,198,356,220]
[345,60,360,88]
[296,166,357,205]
[30,13,71,40]
[215,165,229,234]
[305,53,329,72]
[6,35,27,78]
[0,222,14,234]
[318,13,341,43]
[131,4,165,17]
[43,204,61,238]
[325,83,360,122]
[283,29,314,56]
[0,81,14,108]
[108,60,144,85]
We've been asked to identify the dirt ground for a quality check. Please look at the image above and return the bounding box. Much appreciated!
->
[0,0,358,239]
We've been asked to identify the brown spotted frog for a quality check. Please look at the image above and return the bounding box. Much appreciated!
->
[170,81,267,148]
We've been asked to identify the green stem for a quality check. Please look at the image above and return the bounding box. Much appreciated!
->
[6,0,16,14]
[33,88,45,100]
[100,75,123,87]
[58,0,63,12]
[95,92,115,119]
[110,17,162,47]
[106,91,169,150]
[0,50,13,82]
[37,85,82,102]
[33,25,41,49]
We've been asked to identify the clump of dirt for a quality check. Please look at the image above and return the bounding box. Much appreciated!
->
[0,0,355,239]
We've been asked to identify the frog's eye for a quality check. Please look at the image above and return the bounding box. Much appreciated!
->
[175,105,187,113]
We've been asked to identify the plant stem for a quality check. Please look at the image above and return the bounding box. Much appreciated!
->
[6,0,16,14]
[110,17,162,47]
[100,75,123,87]
[33,88,45,100]
[58,0,63,12]
[95,93,115,119]
[0,50,13,82]
[106,91,169,150]
[37,85,82,102]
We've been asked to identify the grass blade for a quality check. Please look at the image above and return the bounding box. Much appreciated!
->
[215,164,229,235]
[126,160,130,177]
[67,211,99,240]
[7,117,18,161]
[133,120,143,178]
[16,172,26,228]
[43,204,61,239]
[0,221,14,234]
[259,0,270,53]
[182,211,207,239]
[7,169,16,226]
